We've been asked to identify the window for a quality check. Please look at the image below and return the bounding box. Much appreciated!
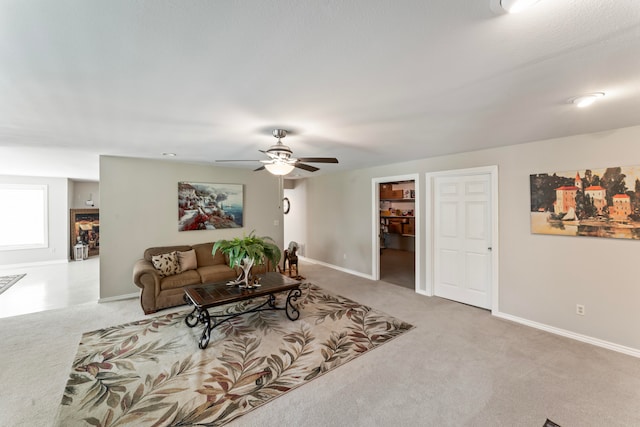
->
[0,184,48,250]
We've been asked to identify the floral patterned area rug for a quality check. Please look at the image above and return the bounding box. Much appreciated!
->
[0,273,25,296]
[55,283,413,426]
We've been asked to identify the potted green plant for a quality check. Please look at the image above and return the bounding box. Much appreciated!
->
[212,231,282,288]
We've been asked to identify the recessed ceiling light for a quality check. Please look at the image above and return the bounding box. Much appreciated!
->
[162,152,177,157]
[570,93,605,108]
[491,0,541,14]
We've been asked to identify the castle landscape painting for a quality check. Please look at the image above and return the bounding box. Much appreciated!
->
[530,166,640,239]
[178,182,243,231]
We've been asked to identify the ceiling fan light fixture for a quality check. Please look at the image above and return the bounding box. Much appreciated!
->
[265,162,295,176]
[215,128,337,174]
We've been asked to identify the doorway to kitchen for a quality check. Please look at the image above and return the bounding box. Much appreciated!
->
[372,174,420,291]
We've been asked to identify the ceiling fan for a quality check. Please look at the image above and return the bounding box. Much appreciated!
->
[215,129,339,175]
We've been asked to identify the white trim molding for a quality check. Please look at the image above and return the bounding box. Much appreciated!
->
[99,292,138,303]
[495,311,640,359]
[0,259,68,270]
[300,256,374,280]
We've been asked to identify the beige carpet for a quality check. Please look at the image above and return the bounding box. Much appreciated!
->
[1,261,640,426]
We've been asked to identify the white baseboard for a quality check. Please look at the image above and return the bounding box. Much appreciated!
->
[0,259,68,270]
[494,311,640,359]
[99,292,138,303]
[300,256,375,280]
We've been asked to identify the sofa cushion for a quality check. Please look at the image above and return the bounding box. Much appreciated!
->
[177,249,197,272]
[151,251,180,277]
[160,270,201,291]
[197,265,238,284]
[144,245,193,262]
[193,242,227,267]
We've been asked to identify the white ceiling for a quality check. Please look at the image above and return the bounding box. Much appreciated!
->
[1,0,639,181]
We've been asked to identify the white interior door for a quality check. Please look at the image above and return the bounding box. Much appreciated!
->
[434,173,492,309]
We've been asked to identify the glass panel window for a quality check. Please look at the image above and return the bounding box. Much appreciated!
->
[0,184,48,250]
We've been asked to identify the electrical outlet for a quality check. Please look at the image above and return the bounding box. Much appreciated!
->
[576,304,585,316]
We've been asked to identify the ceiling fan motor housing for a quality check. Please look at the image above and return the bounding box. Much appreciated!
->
[267,129,294,160]
[266,145,293,159]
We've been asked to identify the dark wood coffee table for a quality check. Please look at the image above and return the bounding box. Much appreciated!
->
[183,272,302,349]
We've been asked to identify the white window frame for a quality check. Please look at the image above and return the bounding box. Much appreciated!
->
[0,184,49,251]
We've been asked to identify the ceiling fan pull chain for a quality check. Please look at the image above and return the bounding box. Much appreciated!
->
[278,175,284,209]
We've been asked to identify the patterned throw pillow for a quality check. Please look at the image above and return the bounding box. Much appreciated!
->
[177,249,197,272]
[151,251,180,277]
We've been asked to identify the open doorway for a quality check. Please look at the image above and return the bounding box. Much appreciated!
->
[373,175,419,290]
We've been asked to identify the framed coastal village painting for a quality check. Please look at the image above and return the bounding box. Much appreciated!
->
[178,182,243,231]
[530,166,640,239]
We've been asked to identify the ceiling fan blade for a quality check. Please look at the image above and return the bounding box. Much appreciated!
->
[215,159,262,162]
[294,163,320,172]
[296,157,339,164]
[254,165,266,171]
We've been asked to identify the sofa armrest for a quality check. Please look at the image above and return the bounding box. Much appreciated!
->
[133,259,162,314]
[133,259,160,288]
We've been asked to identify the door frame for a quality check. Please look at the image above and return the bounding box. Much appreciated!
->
[425,166,499,313]
[371,174,421,292]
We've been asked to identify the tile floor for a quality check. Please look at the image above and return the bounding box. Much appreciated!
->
[380,248,415,289]
[0,257,99,319]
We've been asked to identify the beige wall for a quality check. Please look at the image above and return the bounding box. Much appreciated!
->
[0,175,69,266]
[306,172,374,274]
[99,156,285,299]
[70,181,100,209]
[303,125,640,352]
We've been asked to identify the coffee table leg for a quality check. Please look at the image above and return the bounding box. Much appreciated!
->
[285,288,302,320]
[267,294,277,308]
[184,305,213,349]
[199,309,212,349]
[185,307,199,327]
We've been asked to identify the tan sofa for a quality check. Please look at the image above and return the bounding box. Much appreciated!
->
[133,241,271,314]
